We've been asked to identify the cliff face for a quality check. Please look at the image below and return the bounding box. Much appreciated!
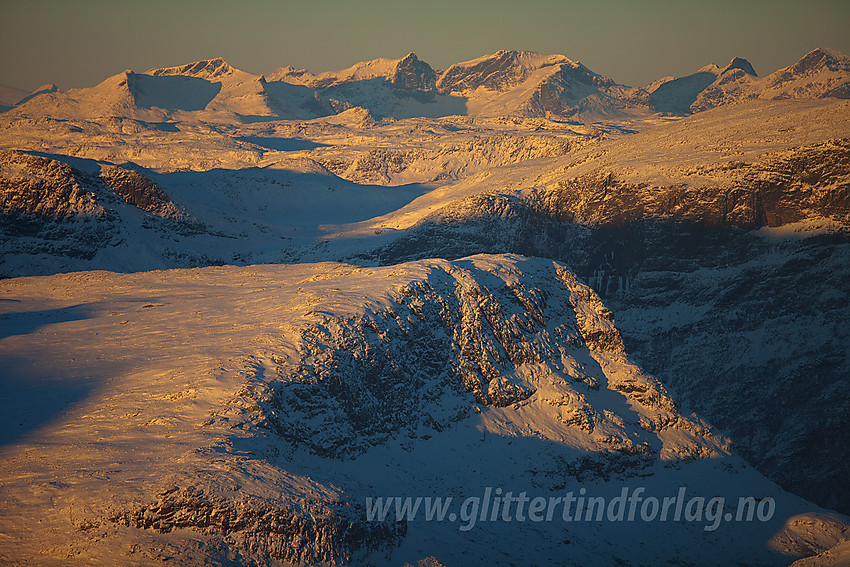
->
[258,256,702,461]
[0,150,200,275]
[335,98,850,519]
[3,256,782,567]
[0,150,107,219]
[536,138,850,228]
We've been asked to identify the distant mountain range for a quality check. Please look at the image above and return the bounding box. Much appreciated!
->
[2,48,848,121]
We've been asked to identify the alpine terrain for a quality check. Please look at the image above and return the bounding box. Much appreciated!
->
[1,48,849,566]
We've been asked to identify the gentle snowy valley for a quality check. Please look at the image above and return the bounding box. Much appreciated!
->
[1,48,849,566]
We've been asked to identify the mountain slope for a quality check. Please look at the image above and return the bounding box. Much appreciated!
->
[1,254,842,566]
[339,98,850,518]
[271,52,436,91]
[0,84,30,110]
[2,49,850,566]
[692,48,850,112]
[435,50,651,118]
[0,148,433,278]
[646,58,756,114]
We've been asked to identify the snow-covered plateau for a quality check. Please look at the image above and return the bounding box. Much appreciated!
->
[1,48,849,566]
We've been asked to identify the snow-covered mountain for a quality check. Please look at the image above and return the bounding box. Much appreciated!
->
[5,48,848,123]
[646,48,850,114]
[645,57,757,114]
[0,148,436,277]
[271,52,437,91]
[435,50,650,118]
[343,97,850,524]
[2,48,850,566]
[1,254,844,566]
[3,58,327,122]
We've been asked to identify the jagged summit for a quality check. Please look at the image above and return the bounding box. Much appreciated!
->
[3,48,848,121]
[146,57,237,80]
[34,83,59,93]
[391,52,436,90]
[691,47,850,112]
[268,53,436,90]
[436,50,580,94]
[10,83,59,107]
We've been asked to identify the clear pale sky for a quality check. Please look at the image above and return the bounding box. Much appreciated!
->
[1,0,848,91]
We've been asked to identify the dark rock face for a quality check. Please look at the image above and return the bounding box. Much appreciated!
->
[437,50,553,94]
[610,231,850,514]
[724,57,757,77]
[99,165,182,218]
[0,151,119,267]
[109,485,404,565]
[0,150,202,277]
[247,258,673,460]
[151,57,233,79]
[538,139,850,229]
[0,151,105,219]
[391,53,437,91]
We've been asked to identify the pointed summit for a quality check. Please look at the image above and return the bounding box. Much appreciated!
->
[0,84,30,107]
[721,57,757,77]
[390,52,436,90]
[763,47,850,98]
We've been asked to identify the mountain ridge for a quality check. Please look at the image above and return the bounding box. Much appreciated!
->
[5,48,847,122]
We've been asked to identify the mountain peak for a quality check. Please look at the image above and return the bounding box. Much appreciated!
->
[391,52,436,90]
[721,57,757,77]
[147,57,236,80]
[437,50,577,94]
[9,83,60,107]
[33,83,59,93]
[789,47,850,75]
